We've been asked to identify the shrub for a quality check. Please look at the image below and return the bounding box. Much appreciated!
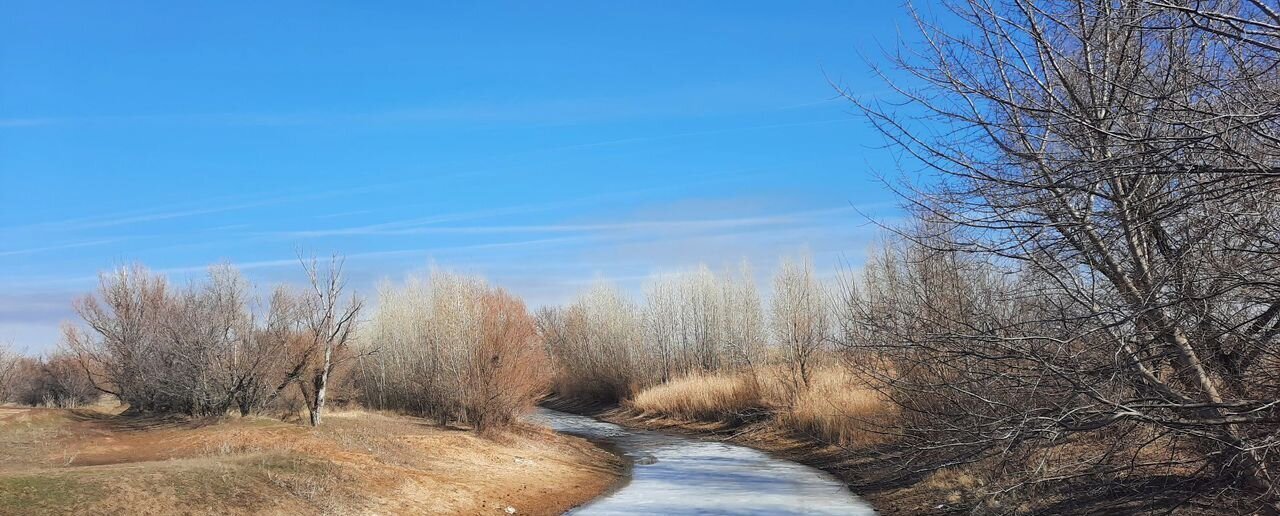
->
[11,353,100,408]
[628,364,895,445]
[356,271,549,431]
[539,284,647,404]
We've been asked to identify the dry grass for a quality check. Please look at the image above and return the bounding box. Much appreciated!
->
[630,373,762,421]
[776,366,895,446]
[918,466,986,507]
[0,405,622,515]
[627,365,895,447]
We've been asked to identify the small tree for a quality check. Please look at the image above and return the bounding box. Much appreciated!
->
[0,343,19,403]
[770,257,830,393]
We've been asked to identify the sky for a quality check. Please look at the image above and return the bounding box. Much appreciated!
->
[0,1,928,353]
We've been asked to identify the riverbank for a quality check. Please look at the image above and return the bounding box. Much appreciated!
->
[545,395,1241,515]
[0,405,623,515]
[534,408,873,515]
[543,396,981,515]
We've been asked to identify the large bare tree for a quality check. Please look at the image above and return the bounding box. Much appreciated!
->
[846,0,1280,508]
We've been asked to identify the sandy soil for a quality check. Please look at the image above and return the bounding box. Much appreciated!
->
[0,405,623,515]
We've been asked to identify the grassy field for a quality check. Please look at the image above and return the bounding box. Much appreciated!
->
[0,404,622,515]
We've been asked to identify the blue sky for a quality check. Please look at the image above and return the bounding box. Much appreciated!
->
[1,1,925,352]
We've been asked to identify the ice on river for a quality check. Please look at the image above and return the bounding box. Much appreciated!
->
[532,408,876,516]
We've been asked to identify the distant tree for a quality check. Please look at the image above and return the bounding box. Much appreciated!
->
[0,343,18,403]
[540,283,647,403]
[63,259,359,422]
[770,257,830,393]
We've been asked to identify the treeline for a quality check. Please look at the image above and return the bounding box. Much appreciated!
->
[0,261,363,426]
[0,348,97,408]
[0,257,854,436]
[538,261,834,405]
[0,263,551,433]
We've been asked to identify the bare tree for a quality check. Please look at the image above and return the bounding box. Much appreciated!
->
[770,257,831,393]
[356,270,549,430]
[1149,0,1280,51]
[295,256,362,427]
[67,265,172,413]
[540,283,647,403]
[642,277,683,383]
[640,265,765,381]
[849,0,1280,508]
[15,352,101,408]
[65,264,313,417]
[0,343,19,403]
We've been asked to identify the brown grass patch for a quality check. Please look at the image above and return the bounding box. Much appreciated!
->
[630,373,763,421]
[0,406,622,515]
[776,367,896,446]
[626,365,896,447]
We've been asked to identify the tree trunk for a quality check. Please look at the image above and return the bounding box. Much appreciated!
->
[309,344,334,427]
[309,371,327,426]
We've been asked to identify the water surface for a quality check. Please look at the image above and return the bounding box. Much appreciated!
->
[532,408,876,515]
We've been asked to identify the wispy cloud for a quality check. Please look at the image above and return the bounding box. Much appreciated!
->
[541,118,856,153]
[152,236,587,276]
[0,238,124,257]
[0,118,58,128]
[0,89,841,130]
[271,207,853,238]
[0,179,431,234]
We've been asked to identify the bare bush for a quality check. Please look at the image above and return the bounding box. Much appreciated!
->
[66,265,290,416]
[10,352,100,408]
[540,283,648,403]
[770,257,832,395]
[467,288,549,430]
[0,343,17,403]
[63,259,360,422]
[356,270,548,431]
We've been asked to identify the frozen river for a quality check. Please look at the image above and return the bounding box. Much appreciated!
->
[531,408,876,515]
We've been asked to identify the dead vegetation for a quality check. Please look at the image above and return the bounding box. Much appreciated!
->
[0,264,613,515]
[354,270,551,432]
[62,258,361,425]
[627,366,894,448]
[536,0,1280,513]
[0,404,621,516]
